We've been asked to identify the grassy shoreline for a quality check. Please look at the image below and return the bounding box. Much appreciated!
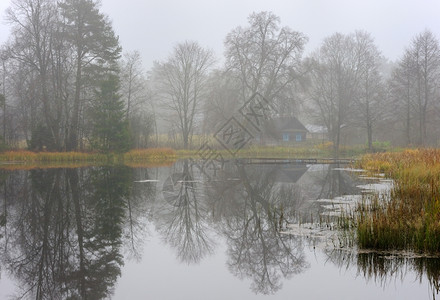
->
[354,149,440,253]
[0,144,363,164]
[0,148,177,169]
[0,143,385,169]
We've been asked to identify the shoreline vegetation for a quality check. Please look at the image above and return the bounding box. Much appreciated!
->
[354,148,440,253]
[0,143,372,169]
[0,148,177,169]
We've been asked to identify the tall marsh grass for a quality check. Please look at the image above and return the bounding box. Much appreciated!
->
[355,148,440,253]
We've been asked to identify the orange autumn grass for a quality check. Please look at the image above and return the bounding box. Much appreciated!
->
[0,148,177,169]
[355,148,440,253]
[123,148,176,162]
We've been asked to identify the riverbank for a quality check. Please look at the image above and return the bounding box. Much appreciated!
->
[355,148,440,253]
[0,144,386,170]
[0,148,177,169]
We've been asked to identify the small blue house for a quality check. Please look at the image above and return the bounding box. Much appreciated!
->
[263,116,308,143]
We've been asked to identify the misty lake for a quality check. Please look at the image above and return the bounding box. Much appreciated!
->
[0,160,439,300]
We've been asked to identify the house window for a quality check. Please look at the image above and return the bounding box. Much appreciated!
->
[283,133,289,141]
[296,134,302,142]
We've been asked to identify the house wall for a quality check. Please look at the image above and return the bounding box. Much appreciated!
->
[281,132,306,142]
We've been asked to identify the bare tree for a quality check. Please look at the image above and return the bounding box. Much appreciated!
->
[224,11,307,109]
[6,0,64,149]
[203,69,241,133]
[307,33,360,156]
[352,31,385,151]
[388,30,440,146]
[409,30,440,145]
[119,51,156,148]
[120,50,146,120]
[388,52,416,145]
[153,41,214,149]
[0,48,8,143]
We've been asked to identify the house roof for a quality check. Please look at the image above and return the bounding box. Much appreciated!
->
[270,116,309,133]
[305,124,327,134]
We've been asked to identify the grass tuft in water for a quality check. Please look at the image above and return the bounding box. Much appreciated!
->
[354,148,440,253]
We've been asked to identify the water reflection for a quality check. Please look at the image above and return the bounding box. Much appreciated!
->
[325,249,440,299]
[156,160,363,294]
[157,160,214,264]
[158,160,310,294]
[0,167,135,299]
[0,162,439,299]
[124,167,157,261]
[220,163,308,294]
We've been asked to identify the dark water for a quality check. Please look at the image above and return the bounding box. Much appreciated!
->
[0,160,438,299]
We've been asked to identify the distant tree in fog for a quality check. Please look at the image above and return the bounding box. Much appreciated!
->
[307,33,360,156]
[120,51,154,148]
[153,41,215,149]
[388,52,415,145]
[351,31,385,151]
[389,30,440,146]
[120,51,146,121]
[202,69,241,133]
[307,31,390,154]
[408,30,440,145]
[224,11,308,110]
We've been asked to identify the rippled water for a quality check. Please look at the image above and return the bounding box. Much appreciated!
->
[0,160,438,299]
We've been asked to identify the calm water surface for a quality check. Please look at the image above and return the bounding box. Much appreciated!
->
[0,160,438,299]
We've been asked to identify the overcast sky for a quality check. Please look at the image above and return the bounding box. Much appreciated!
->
[1,0,440,69]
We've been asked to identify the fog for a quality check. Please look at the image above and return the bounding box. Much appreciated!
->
[99,0,440,69]
[0,0,440,154]
[1,0,440,69]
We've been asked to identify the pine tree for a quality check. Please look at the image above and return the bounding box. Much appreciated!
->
[90,74,130,153]
[59,0,121,150]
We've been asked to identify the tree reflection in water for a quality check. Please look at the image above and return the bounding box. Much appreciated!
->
[325,249,440,299]
[157,160,214,264]
[124,167,157,261]
[0,167,132,299]
[1,162,439,298]
[218,163,309,294]
[161,160,310,294]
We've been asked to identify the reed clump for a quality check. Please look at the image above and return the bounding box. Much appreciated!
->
[356,148,440,253]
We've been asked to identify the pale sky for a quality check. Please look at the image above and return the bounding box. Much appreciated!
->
[1,0,440,69]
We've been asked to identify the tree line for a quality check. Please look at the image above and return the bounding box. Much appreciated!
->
[0,2,439,153]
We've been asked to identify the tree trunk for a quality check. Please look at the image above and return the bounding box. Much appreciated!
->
[406,92,411,145]
[367,124,373,152]
[68,57,82,151]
